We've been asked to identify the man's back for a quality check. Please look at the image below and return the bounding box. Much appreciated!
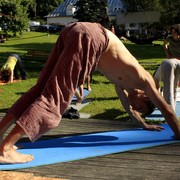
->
[98,29,154,93]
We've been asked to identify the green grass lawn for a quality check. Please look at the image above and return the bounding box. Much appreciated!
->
[0,31,166,122]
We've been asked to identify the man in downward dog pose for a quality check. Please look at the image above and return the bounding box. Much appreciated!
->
[0,22,180,164]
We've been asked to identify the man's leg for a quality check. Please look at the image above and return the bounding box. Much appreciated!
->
[0,124,34,164]
[87,75,92,91]
[162,60,176,110]
[75,89,83,105]
[13,64,19,80]
[75,85,84,105]
[15,55,27,80]
[0,113,16,143]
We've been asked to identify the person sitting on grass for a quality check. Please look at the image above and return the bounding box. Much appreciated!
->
[0,54,27,83]
[0,34,6,43]
[0,22,180,164]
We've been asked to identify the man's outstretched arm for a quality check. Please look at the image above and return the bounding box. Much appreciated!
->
[144,80,180,139]
[115,85,164,131]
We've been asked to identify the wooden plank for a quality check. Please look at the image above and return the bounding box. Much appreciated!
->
[0,171,67,180]
[0,113,180,179]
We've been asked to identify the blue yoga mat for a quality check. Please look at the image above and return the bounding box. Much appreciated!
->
[72,89,91,101]
[0,124,179,170]
[146,101,180,120]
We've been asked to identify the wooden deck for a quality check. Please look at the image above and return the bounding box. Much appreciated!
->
[0,112,180,180]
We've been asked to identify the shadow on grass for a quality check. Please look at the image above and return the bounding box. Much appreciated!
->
[0,108,9,113]
[124,42,165,59]
[90,97,118,101]
[91,108,129,121]
[2,42,55,52]
[10,34,50,41]
[15,92,26,96]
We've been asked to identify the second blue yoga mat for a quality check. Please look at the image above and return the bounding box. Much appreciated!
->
[146,101,180,120]
[0,124,179,170]
[72,89,90,101]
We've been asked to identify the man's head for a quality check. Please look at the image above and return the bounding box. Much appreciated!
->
[128,89,155,117]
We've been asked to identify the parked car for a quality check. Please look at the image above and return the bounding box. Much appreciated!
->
[29,21,40,32]
[29,25,40,31]
[29,21,40,27]
[35,25,61,33]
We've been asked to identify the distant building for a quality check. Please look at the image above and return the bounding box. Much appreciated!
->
[46,0,160,34]
[117,11,160,34]
[46,0,124,25]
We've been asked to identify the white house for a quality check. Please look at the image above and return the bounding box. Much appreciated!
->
[46,0,160,34]
[46,0,124,25]
[117,11,160,34]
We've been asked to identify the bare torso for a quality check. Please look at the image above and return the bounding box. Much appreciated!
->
[97,29,154,93]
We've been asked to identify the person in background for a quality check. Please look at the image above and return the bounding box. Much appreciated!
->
[75,75,92,105]
[163,24,180,59]
[154,24,180,111]
[0,34,6,43]
[75,84,84,105]
[154,60,180,111]
[0,54,27,83]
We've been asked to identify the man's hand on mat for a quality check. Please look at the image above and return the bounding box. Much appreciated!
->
[144,124,164,131]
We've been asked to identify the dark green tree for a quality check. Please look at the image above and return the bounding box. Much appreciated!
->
[73,0,110,28]
[123,0,161,12]
[0,0,32,36]
[123,0,160,12]
[122,0,180,26]
[33,0,63,19]
[159,0,180,25]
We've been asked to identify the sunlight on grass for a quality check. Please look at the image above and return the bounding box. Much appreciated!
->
[0,78,36,111]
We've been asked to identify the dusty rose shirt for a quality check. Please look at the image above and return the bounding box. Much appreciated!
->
[9,22,109,141]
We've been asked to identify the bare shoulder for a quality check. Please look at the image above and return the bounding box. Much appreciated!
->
[105,29,124,48]
[99,29,155,90]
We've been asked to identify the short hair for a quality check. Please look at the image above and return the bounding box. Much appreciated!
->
[142,100,156,117]
[1,70,10,82]
[170,24,180,35]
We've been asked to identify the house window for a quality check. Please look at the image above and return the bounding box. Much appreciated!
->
[66,4,76,15]
[113,7,121,11]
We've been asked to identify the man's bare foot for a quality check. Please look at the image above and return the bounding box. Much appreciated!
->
[0,148,34,164]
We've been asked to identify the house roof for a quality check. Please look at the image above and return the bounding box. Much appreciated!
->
[47,0,124,17]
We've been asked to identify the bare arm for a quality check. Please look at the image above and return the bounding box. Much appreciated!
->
[8,69,13,83]
[145,79,180,139]
[115,84,163,131]
[153,76,160,90]
[163,39,171,58]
